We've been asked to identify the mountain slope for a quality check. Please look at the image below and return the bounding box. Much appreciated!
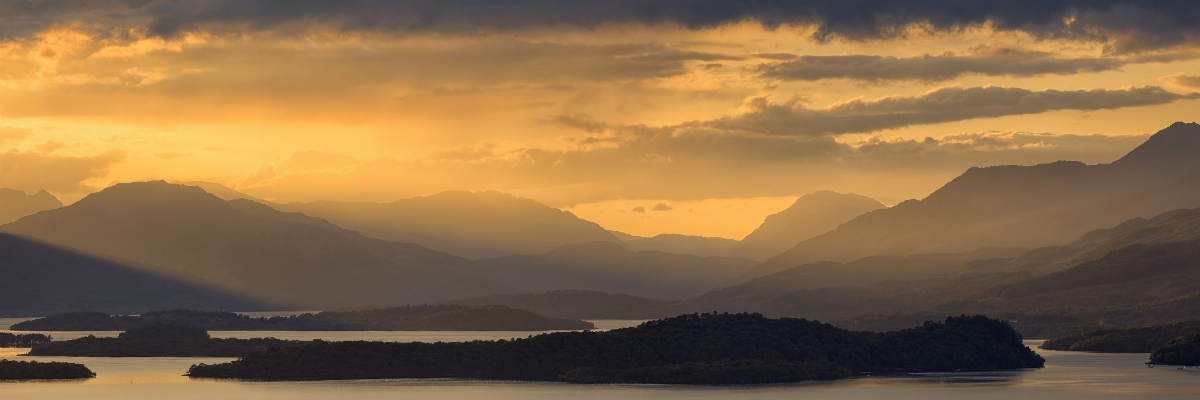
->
[0,181,514,309]
[746,122,1200,280]
[619,234,739,258]
[466,241,757,300]
[276,191,621,259]
[727,191,886,261]
[0,188,62,225]
[0,233,264,316]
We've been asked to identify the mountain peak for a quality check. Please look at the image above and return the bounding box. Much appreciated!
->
[1114,122,1200,169]
[75,181,227,210]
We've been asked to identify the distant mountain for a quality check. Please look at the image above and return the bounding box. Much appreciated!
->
[0,181,514,309]
[727,191,885,261]
[709,205,1200,337]
[276,191,621,259]
[0,233,264,317]
[0,188,62,225]
[466,241,757,300]
[444,290,682,320]
[746,122,1200,281]
[619,234,739,258]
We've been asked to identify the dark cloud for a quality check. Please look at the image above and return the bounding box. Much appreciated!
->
[758,47,1130,83]
[652,203,673,211]
[631,206,646,213]
[687,85,1197,136]
[1,1,1198,52]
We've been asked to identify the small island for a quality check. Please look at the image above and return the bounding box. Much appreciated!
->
[0,332,52,347]
[187,313,1044,384]
[27,324,310,357]
[0,360,95,380]
[1040,320,1200,353]
[11,305,594,332]
[1149,331,1200,366]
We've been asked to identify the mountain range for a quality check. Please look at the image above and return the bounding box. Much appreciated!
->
[744,122,1200,281]
[0,181,513,309]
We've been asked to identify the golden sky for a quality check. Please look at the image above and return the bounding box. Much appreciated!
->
[1,1,1198,239]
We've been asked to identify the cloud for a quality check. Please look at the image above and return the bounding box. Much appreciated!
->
[757,47,1129,83]
[2,1,1198,52]
[652,203,673,211]
[631,206,646,213]
[0,149,124,194]
[0,126,32,147]
[686,85,1196,137]
[154,152,191,159]
[1163,73,1200,90]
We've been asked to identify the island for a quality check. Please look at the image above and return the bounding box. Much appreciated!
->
[1149,331,1200,366]
[0,332,52,347]
[186,313,1045,384]
[0,360,95,380]
[11,305,594,332]
[27,324,310,357]
[1040,320,1200,353]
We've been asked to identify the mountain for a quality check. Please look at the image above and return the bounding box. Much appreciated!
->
[0,188,62,225]
[619,234,739,258]
[727,191,886,261]
[0,233,264,317]
[0,181,514,309]
[745,122,1200,281]
[712,205,1200,337]
[275,191,621,259]
[466,241,758,300]
[172,181,266,202]
[444,290,682,320]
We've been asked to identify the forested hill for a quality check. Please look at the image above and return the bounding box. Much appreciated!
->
[187,313,1043,384]
[12,306,593,332]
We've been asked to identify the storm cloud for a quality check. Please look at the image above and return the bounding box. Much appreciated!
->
[2,1,1199,52]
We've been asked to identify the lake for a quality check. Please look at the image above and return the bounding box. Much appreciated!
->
[3,318,1199,399]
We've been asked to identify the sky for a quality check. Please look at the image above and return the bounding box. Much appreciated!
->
[1,1,1198,239]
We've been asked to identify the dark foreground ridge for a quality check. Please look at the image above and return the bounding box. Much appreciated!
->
[1041,320,1200,353]
[0,359,95,380]
[27,324,309,357]
[187,313,1044,384]
[12,305,594,331]
[1149,331,1200,366]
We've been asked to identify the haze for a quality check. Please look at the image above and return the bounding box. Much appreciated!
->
[3,1,1198,238]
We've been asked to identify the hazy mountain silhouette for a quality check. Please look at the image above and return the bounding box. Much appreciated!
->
[466,241,757,300]
[0,233,264,316]
[444,290,681,320]
[0,181,514,309]
[0,188,62,225]
[744,122,1200,281]
[696,205,1200,336]
[276,191,621,259]
[727,191,885,261]
[619,234,739,258]
[173,181,266,203]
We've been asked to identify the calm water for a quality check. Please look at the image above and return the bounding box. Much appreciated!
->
[3,317,1200,399]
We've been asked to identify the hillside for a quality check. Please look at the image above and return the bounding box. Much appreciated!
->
[727,191,885,261]
[275,191,620,259]
[0,188,62,225]
[0,233,265,317]
[619,234,739,258]
[466,241,757,300]
[443,290,682,320]
[1040,320,1200,353]
[747,122,1200,280]
[0,181,514,309]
